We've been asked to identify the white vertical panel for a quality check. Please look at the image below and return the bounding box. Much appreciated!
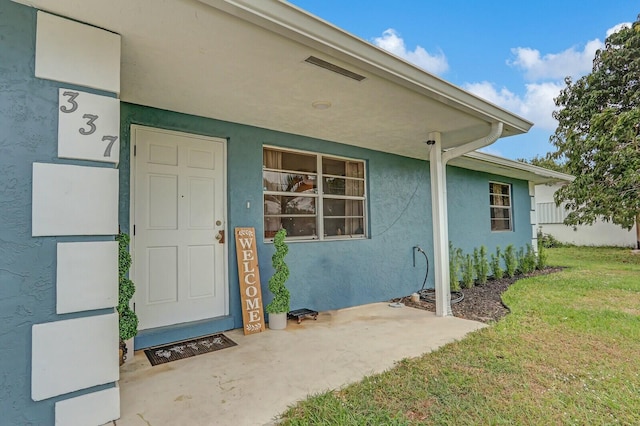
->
[32,313,119,401]
[148,246,178,303]
[148,174,178,229]
[188,245,215,298]
[57,241,118,314]
[188,177,214,229]
[57,89,120,163]
[35,12,120,94]
[55,387,120,426]
[32,163,118,236]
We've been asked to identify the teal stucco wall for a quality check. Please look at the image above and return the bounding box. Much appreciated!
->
[0,2,536,422]
[119,103,536,344]
[0,2,115,424]
[119,103,435,338]
[447,165,533,254]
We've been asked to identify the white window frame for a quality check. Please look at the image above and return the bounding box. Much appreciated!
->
[263,145,367,242]
[489,181,513,232]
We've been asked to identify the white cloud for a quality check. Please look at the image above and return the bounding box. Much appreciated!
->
[373,28,449,75]
[508,40,603,81]
[509,22,632,81]
[606,22,631,37]
[466,21,632,136]
[464,81,564,131]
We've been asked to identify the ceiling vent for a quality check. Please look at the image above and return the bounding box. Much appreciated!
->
[304,56,366,81]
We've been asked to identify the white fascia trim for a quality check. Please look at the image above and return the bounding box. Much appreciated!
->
[462,151,575,182]
[199,0,533,135]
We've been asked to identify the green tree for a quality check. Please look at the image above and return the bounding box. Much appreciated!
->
[551,16,640,249]
[517,153,568,173]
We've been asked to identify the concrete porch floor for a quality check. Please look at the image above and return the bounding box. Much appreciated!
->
[116,303,486,425]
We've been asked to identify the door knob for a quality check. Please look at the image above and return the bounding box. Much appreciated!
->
[215,230,225,244]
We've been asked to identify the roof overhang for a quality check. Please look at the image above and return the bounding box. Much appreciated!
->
[15,0,532,160]
[450,151,574,184]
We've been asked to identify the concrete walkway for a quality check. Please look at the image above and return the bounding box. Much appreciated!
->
[116,303,486,425]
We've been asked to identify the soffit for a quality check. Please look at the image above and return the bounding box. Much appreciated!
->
[16,0,532,160]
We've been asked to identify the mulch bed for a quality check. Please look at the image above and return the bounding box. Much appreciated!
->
[392,267,562,323]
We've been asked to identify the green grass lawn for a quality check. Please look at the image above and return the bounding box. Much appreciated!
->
[280,247,640,425]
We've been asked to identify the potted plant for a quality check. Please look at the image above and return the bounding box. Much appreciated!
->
[266,228,290,330]
[116,233,139,365]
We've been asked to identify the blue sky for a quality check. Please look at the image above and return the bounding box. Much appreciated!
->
[289,1,638,160]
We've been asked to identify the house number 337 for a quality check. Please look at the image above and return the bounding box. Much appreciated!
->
[58,89,120,162]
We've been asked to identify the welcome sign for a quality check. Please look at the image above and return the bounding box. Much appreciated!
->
[234,227,266,335]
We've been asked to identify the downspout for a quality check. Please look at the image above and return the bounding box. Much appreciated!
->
[428,122,504,317]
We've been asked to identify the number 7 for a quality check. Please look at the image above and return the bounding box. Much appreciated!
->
[102,136,118,157]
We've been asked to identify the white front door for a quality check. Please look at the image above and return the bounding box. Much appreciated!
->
[132,126,227,330]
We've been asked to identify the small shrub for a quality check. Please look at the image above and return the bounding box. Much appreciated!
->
[537,230,564,248]
[461,253,475,288]
[490,246,503,280]
[537,237,548,270]
[473,246,489,285]
[516,247,525,274]
[266,229,291,314]
[503,244,517,278]
[449,242,461,291]
[521,244,537,274]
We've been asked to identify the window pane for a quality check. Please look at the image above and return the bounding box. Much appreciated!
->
[324,217,365,237]
[323,157,364,178]
[323,199,364,217]
[263,171,317,193]
[490,182,510,196]
[491,219,511,231]
[264,149,316,173]
[264,195,316,215]
[282,217,317,238]
[490,207,510,220]
[490,194,510,207]
[265,217,317,239]
[323,177,364,196]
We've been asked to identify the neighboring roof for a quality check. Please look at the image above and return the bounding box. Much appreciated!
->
[451,151,574,184]
[16,0,532,160]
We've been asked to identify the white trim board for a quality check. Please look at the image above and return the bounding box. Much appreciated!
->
[32,163,118,236]
[35,11,121,94]
[32,313,119,401]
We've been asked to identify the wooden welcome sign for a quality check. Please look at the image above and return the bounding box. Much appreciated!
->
[235,227,266,335]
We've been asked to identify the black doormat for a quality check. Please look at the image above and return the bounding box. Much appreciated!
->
[144,333,237,366]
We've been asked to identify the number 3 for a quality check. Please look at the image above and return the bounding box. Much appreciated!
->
[79,114,98,135]
[60,91,79,113]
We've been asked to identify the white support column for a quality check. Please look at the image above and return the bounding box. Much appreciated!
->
[529,182,538,253]
[428,132,452,317]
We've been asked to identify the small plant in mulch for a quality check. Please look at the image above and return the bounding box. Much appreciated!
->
[460,253,475,289]
[473,246,489,285]
[503,244,517,278]
[490,246,504,280]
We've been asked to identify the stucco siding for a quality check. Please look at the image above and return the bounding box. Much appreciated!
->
[119,104,536,337]
[0,3,116,424]
[447,166,533,255]
[119,104,435,330]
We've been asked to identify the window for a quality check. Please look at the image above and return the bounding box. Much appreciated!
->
[263,147,367,241]
[489,182,512,231]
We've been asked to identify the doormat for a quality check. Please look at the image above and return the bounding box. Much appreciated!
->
[144,333,237,366]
